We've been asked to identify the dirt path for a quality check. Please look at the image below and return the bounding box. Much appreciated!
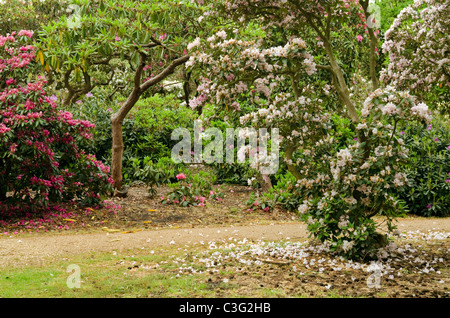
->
[1,217,449,268]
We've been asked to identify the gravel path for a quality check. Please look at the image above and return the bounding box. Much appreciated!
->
[1,217,449,268]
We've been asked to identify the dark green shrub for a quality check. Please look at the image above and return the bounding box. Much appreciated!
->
[396,116,450,217]
[129,94,197,160]
[210,162,253,185]
[68,93,197,184]
[132,156,184,197]
[250,171,302,213]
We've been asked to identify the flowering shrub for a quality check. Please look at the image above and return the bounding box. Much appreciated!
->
[0,31,113,212]
[187,19,434,258]
[161,171,224,207]
[132,156,181,198]
[245,193,273,213]
[381,0,449,102]
[294,87,431,259]
[161,174,206,207]
[187,33,317,112]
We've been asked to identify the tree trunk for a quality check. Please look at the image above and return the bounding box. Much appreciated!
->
[183,70,191,108]
[368,30,380,91]
[110,88,141,196]
[360,0,380,91]
[322,39,360,123]
[259,174,272,193]
[285,144,301,180]
[111,115,125,195]
[109,54,190,196]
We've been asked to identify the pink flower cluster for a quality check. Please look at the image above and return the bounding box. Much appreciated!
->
[0,32,35,73]
[194,195,206,206]
[0,123,10,134]
[0,31,113,212]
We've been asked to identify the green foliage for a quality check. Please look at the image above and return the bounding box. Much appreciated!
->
[375,0,415,33]
[36,0,202,105]
[162,181,204,207]
[245,192,275,212]
[161,170,223,207]
[188,170,217,194]
[66,91,113,161]
[244,171,301,213]
[196,103,256,185]
[68,92,197,184]
[269,172,301,212]
[132,156,183,197]
[329,114,357,150]
[0,0,65,34]
[395,116,450,217]
[128,94,197,161]
[210,162,253,185]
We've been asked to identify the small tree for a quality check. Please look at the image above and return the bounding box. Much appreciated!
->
[0,31,112,212]
[186,0,434,259]
[37,0,203,194]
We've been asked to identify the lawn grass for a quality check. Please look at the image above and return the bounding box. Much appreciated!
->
[0,246,225,298]
[0,243,309,298]
[1,236,448,298]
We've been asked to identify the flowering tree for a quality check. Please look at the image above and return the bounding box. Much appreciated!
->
[37,0,203,195]
[186,0,435,259]
[0,31,113,212]
[381,0,449,104]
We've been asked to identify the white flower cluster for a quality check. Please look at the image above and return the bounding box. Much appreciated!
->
[362,87,432,124]
[338,215,350,229]
[381,0,449,92]
[186,32,318,111]
[393,172,407,187]
[336,148,353,168]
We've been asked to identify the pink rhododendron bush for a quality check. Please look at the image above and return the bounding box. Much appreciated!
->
[0,31,113,216]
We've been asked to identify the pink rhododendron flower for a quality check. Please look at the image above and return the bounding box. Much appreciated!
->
[176,173,186,180]
[5,78,15,86]
[17,30,34,38]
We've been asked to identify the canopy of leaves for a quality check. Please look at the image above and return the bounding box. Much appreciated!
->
[36,0,203,105]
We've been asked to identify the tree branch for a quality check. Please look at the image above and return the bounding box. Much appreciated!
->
[360,0,380,90]
[140,55,190,92]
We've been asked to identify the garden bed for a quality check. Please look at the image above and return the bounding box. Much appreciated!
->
[0,185,296,236]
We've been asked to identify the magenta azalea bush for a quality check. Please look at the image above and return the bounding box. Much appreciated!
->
[0,31,113,213]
